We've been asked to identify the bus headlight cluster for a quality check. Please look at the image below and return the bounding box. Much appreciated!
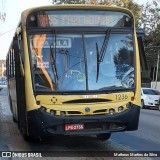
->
[39,107,66,117]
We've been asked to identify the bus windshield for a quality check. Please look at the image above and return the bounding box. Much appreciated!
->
[29,32,134,92]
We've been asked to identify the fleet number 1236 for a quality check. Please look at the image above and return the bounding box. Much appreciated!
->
[116,94,128,100]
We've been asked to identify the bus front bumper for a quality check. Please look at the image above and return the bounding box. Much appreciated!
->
[27,105,140,137]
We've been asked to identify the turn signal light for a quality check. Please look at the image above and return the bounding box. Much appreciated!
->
[131,97,134,101]
[36,101,40,105]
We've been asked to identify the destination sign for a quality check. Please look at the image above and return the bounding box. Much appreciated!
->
[48,14,115,27]
[28,10,132,27]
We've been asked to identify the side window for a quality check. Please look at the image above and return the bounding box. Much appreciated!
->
[19,32,24,64]
[7,31,23,79]
[10,49,13,78]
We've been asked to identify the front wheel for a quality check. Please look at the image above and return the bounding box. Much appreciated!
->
[12,116,17,123]
[97,133,111,141]
[19,117,30,141]
[158,105,160,111]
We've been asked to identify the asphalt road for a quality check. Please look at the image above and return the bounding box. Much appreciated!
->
[111,109,160,151]
[0,86,159,160]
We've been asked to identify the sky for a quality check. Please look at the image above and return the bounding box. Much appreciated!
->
[0,0,149,60]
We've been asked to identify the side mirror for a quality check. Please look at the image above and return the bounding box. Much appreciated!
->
[16,27,21,35]
[136,28,148,70]
[13,27,22,52]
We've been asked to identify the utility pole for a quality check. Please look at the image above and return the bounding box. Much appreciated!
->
[0,0,6,22]
[155,50,160,89]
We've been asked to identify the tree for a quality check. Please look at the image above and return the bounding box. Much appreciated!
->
[141,1,160,34]
[141,1,160,63]
[52,0,142,27]
[140,1,160,82]
[114,47,134,82]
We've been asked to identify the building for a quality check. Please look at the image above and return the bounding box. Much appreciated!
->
[0,60,6,78]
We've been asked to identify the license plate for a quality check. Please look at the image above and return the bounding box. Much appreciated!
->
[65,124,84,131]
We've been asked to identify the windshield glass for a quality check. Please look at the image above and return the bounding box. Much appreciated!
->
[28,32,134,92]
[143,89,160,95]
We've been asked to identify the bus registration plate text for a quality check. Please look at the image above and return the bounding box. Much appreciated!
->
[65,124,84,131]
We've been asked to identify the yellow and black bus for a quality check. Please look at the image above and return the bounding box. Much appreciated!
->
[6,5,141,140]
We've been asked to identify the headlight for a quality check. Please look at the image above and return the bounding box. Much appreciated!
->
[126,102,132,109]
[60,111,66,117]
[109,108,115,115]
[50,110,56,116]
[118,106,123,112]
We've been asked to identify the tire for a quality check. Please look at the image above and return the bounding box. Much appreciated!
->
[8,94,13,113]
[158,105,160,111]
[97,133,111,141]
[141,100,145,109]
[19,117,28,140]
[18,108,31,141]
[19,118,33,141]
[19,117,41,141]
[12,116,18,123]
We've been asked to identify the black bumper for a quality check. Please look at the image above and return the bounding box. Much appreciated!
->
[27,105,140,137]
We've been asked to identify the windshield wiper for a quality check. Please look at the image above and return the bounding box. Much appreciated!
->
[49,29,59,85]
[82,33,88,90]
[96,42,100,83]
[96,29,111,82]
[50,45,58,84]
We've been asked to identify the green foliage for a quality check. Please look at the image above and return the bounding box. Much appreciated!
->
[145,1,160,39]
[141,0,160,34]
[140,1,160,83]
[141,0,160,66]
